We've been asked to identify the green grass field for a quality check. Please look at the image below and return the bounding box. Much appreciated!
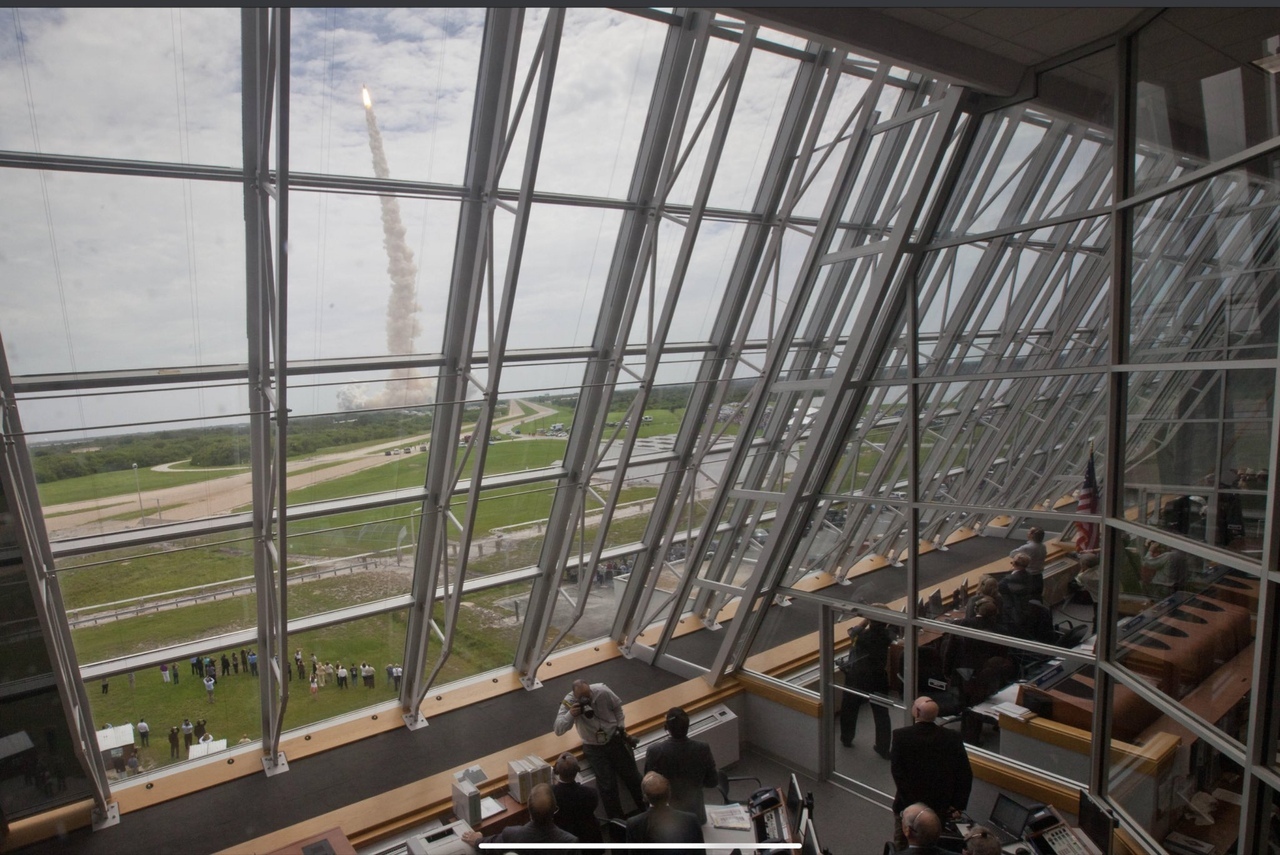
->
[36,466,242,507]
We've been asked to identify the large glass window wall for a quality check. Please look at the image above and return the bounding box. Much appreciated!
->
[1,7,1278,849]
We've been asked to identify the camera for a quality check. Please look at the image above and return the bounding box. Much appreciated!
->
[578,699,595,719]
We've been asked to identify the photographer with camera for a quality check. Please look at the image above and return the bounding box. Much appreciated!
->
[554,679,644,820]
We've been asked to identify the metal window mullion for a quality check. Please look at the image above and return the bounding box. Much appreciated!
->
[401,8,523,724]
[429,8,566,690]
[509,10,710,683]
[628,45,841,658]
[0,333,116,825]
[646,72,889,658]
[709,87,967,682]
[534,16,759,664]
[538,22,756,653]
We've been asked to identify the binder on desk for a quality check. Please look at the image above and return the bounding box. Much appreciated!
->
[507,758,534,804]
[452,778,481,826]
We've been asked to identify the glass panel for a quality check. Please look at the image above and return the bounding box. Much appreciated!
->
[286,505,419,621]
[917,217,1112,377]
[0,490,94,818]
[1128,154,1280,364]
[20,385,255,539]
[0,9,241,163]
[60,532,257,665]
[280,610,410,733]
[916,377,1109,517]
[289,8,482,184]
[289,192,457,362]
[0,172,246,376]
[88,646,263,775]
[1123,369,1274,557]
[1109,719,1244,855]
[703,40,797,212]
[1134,11,1280,194]
[506,206,622,351]
[1108,536,1257,744]
[532,9,663,199]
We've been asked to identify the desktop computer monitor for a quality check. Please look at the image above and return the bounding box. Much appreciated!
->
[800,817,821,855]
[786,773,804,835]
[1077,789,1116,855]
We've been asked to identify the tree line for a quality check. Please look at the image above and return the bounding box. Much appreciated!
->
[30,411,432,483]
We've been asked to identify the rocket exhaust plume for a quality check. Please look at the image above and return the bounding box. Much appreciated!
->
[341,85,435,411]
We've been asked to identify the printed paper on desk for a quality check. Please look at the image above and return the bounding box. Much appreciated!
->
[707,803,752,831]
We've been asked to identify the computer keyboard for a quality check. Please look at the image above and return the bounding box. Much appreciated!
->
[1042,824,1088,855]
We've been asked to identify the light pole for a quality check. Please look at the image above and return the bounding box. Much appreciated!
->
[132,463,144,518]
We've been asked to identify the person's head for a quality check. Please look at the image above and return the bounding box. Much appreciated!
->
[528,782,557,823]
[1027,527,1044,544]
[554,752,579,782]
[641,771,671,807]
[911,696,939,724]
[665,707,690,740]
[976,575,999,598]
[1011,552,1030,572]
[571,679,592,701]
[972,596,998,621]
[962,825,1002,855]
[901,803,941,846]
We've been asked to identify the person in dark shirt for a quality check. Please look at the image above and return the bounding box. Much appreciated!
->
[625,772,703,854]
[644,707,717,823]
[551,753,602,843]
[838,614,895,757]
[889,697,972,850]
[461,782,577,851]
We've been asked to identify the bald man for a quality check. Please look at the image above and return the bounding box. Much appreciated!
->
[961,825,1003,855]
[901,803,947,854]
[625,771,703,854]
[889,697,972,850]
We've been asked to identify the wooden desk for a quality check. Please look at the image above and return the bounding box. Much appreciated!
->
[265,827,356,855]
[473,794,527,836]
[1137,642,1254,747]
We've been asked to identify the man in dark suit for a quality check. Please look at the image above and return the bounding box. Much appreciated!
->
[461,782,577,851]
[552,753,603,843]
[625,772,703,854]
[889,697,972,850]
[643,707,718,823]
[901,803,948,854]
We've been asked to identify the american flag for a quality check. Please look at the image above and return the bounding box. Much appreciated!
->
[1075,448,1099,552]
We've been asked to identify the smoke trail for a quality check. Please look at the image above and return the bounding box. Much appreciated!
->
[339,86,435,410]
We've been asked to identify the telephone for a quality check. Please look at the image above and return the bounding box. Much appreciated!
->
[748,787,781,813]
[1023,805,1095,855]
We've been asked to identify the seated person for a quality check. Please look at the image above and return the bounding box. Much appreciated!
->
[945,598,1004,677]
[901,803,946,854]
[552,753,603,843]
[964,576,1002,620]
[626,771,703,854]
[461,782,577,851]
[998,555,1044,639]
[962,825,1002,855]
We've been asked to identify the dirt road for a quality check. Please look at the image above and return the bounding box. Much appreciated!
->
[44,399,558,540]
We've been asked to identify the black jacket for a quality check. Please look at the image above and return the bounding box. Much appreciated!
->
[643,737,717,824]
[889,721,972,815]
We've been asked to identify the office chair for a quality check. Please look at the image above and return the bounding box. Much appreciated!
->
[716,768,762,804]
[1055,620,1090,648]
